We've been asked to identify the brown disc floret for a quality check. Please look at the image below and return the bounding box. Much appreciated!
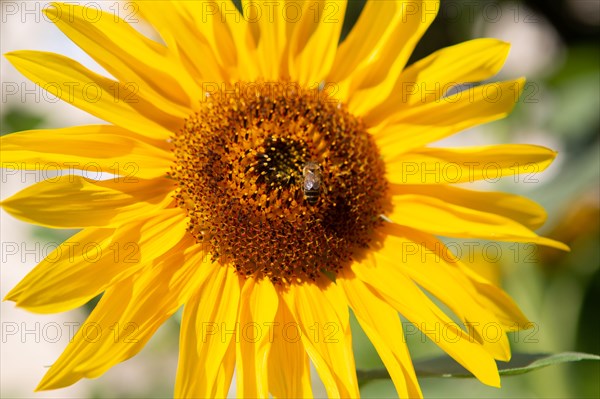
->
[170,81,387,284]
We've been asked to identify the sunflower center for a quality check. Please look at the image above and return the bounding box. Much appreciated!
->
[170,82,387,284]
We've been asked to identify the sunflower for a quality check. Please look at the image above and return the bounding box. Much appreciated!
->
[2,1,568,398]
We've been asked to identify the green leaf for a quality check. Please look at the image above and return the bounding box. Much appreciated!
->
[356,352,600,382]
[1,107,45,135]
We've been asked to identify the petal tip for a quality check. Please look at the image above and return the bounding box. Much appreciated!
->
[42,6,58,19]
[35,376,52,392]
[3,291,18,302]
[541,237,570,252]
[4,51,19,61]
[489,38,511,53]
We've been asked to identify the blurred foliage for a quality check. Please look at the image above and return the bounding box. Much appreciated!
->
[0,107,45,136]
[358,352,600,379]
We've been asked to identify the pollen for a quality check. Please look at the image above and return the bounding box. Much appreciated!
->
[170,82,387,284]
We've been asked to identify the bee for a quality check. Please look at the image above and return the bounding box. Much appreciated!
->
[302,161,322,206]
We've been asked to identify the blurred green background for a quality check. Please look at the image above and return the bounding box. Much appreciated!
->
[1,0,598,398]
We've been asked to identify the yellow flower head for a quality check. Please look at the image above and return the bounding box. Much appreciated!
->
[1,1,568,398]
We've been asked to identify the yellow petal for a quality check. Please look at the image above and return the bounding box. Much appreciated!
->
[45,2,199,115]
[280,279,359,398]
[388,194,568,250]
[5,51,175,139]
[288,0,347,85]
[402,39,511,103]
[379,78,525,127]
[174,265,241,399]
[382,223,531,331]
[386,144,557,184]
[225,18,262,82]
[457,263,532,331]
[371,79,524,151]
[329,0,405,86]
[37,239,207,391]
[379,225,514,361]
[339,269,422,398]
[1,176,174,228]
[389,183,547,230]
[0,125,171,179]
[268,299,313,398]
[179,0,263,81]
[134,1,228,82]
[236,277,279,398]
[5,208,187,313]
[365,39,511,126]
[240,0,297,79]
[346,1,439,115]
[353,255,501,387]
